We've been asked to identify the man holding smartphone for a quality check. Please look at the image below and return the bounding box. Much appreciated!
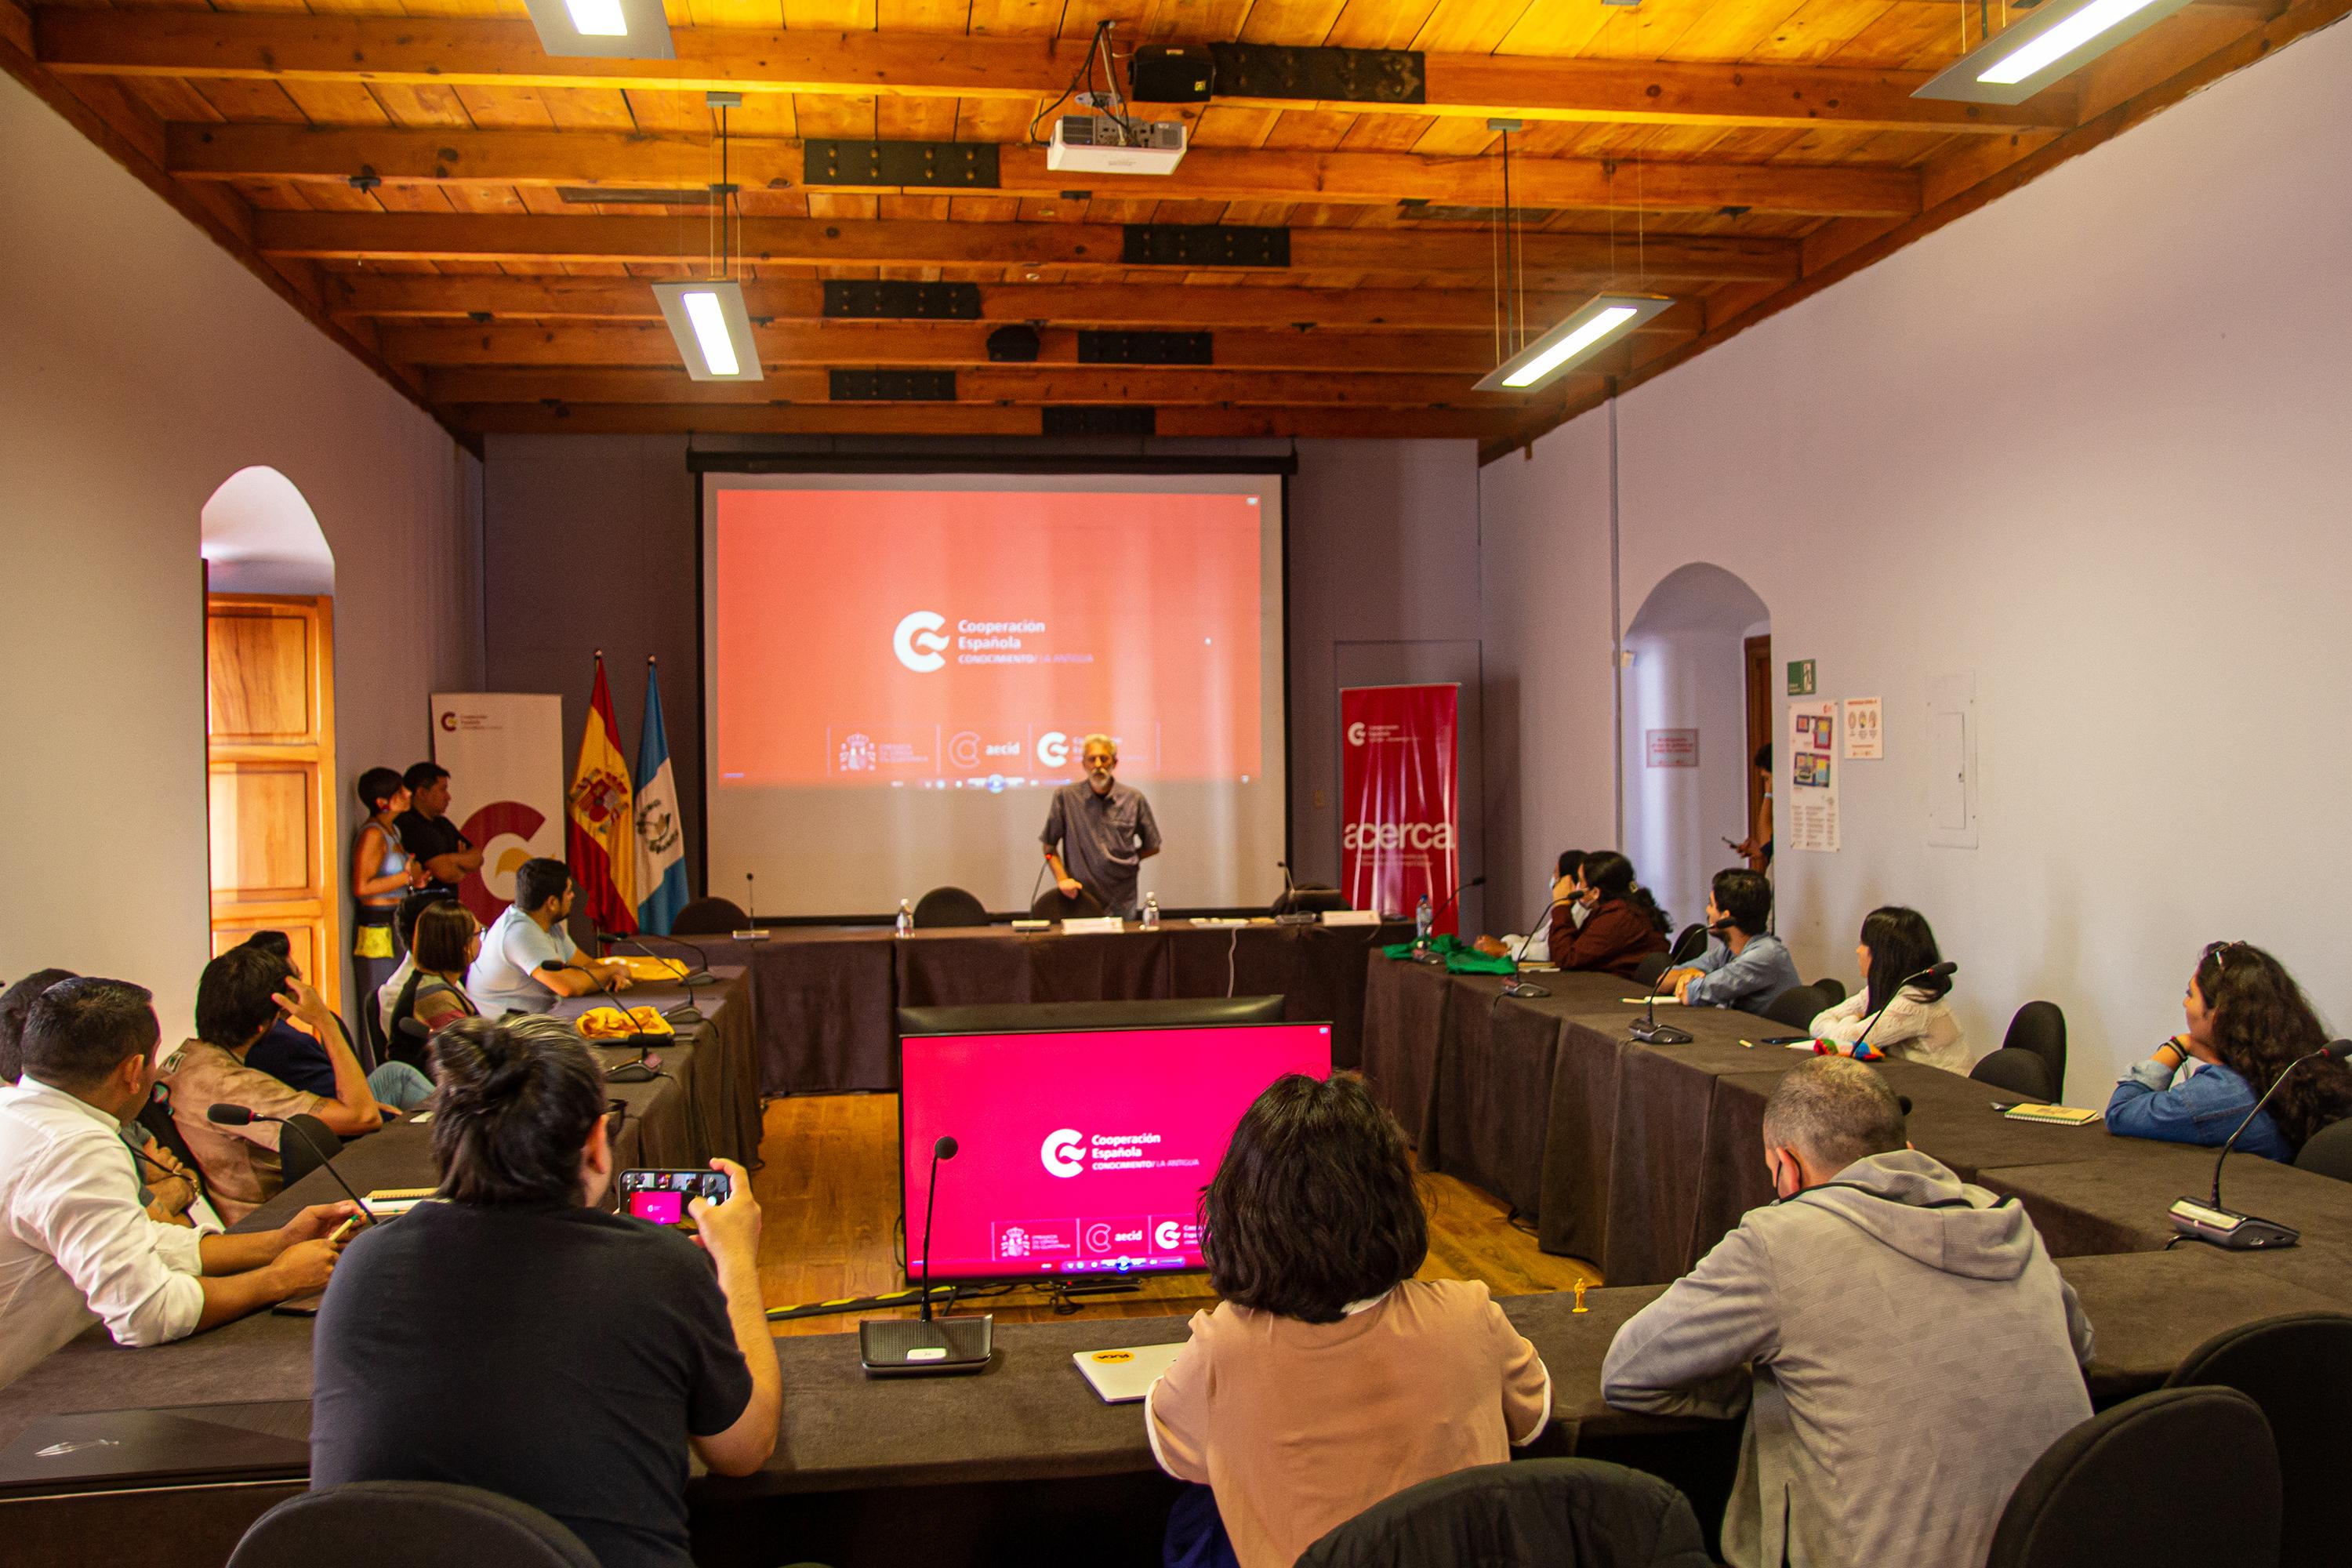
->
[310,1015,779,1568]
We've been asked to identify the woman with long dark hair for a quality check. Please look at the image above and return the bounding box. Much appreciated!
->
[1146,1073,1550,1568]
[2107,942,2352,1160]
[1551,850,1672,978]
[1809,907,1968,1071]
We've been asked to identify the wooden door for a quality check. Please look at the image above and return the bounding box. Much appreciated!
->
[1743,633,1773,851]
[206,595,339,1007]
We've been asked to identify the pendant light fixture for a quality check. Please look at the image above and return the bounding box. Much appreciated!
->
[654,93,764,383]
[1914,0,2198,104]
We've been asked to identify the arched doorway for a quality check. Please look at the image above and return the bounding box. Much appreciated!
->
[1622,564,1771,935]
[200,468,342,1007]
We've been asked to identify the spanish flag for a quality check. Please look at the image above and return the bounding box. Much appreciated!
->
[566,652,638,935]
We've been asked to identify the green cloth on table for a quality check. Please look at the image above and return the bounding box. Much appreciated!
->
[1379,934,1518,975]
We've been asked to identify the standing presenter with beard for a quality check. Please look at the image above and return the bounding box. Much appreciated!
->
[1041,735,1161,920]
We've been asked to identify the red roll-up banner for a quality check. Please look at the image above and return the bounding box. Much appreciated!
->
[1339,684,1461,933]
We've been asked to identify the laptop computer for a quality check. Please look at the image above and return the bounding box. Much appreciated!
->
[1072,1341,1186,1404]
[0,1406,310,1496]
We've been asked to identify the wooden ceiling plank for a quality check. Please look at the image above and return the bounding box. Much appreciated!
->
[163,123,1923,216]
[251,208,1799,280]
[34,13,2078,132]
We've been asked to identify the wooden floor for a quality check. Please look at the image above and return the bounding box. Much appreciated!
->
[749,1094,1599,1337]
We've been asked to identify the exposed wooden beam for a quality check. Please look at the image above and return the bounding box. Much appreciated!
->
[423,365,1545,407]
[378,320,1654,375]
[324,272,1705,336]
[165,124,1922,220]
[36,13,2076,134]
[257,212,1798,283]
[452,402,1533,439]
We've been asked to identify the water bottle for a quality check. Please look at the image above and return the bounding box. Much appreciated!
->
[895,898,913,938]
[1414,893,1433,946]
[1141,892,1160,930]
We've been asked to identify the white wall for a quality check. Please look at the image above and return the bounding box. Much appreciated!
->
[0,72,482,1035]
[1481,16,2352,1096]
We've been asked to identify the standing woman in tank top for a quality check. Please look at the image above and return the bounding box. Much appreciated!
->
[350,767,423,1057]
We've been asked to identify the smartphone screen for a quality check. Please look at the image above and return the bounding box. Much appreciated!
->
[620,1168,729,1226]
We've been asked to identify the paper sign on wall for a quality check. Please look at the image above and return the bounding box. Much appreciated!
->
[1788,701,1840,852]
[1843,698,1883,759]
[1646,728,1698,768]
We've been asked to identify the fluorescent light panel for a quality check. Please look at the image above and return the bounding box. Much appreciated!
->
[1914,0,2196,103]
[1475,294,1675,393]
[652,281,764,383]
[520,0,674,59]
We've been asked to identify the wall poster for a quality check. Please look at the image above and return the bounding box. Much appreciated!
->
[1788,701,1841,851]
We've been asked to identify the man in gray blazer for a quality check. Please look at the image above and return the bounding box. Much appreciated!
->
[1602,1058,2094,1568]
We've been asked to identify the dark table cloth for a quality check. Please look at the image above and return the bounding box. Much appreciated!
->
[749,920,1406,1095]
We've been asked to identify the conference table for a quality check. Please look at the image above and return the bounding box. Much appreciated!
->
[9,953,2352,1568]
[738,917,1409,1094]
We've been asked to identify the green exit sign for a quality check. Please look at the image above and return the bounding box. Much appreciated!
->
[1787,659,1817,695]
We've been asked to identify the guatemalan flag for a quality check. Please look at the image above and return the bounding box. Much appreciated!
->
[633,657,690,935]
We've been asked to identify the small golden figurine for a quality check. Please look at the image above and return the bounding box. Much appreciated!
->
[1572,1276,1590,1314]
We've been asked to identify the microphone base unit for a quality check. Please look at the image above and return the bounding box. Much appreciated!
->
[1629,1018,1694,1045]
[2168,1196,2301,1250]
[1272,912,1321,927]
[659,1002,707,1027]
[1498,979,1552,999]
[729,929,768,942]
[858,1313,995,1377]
[1404,947,1449,967]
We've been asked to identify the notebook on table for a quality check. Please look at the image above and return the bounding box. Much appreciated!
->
[1073,1342,1186,1404]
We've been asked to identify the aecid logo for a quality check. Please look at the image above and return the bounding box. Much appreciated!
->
[892,610,950,673]
[1342,822,1457,851]
[1040,1128,1086,1178]
[1346,720,1367,746]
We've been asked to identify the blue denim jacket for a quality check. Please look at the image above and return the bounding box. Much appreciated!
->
[1682,931,1802,1011]
[2105,1056,2291,1162]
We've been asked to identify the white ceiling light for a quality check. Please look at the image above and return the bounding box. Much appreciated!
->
[1913,0,2197,104]
[1475,294,1675,393]
[521,0,673,59]
[654,281,763,382]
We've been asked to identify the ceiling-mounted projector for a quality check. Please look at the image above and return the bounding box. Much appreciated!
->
[1047,114,1188,176]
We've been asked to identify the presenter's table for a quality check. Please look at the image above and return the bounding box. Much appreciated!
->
[743,919,1408,1095]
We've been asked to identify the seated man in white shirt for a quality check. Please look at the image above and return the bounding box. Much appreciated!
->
[466,857,632,1016]
[0,978,355,1388]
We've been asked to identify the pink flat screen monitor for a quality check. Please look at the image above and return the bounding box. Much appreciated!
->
[901,1022,1333,1283]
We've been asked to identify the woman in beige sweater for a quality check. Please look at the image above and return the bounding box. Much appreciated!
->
[1146,1073,1552,1568]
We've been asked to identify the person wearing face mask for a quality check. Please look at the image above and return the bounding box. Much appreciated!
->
[1602,1058,2094,1568]
[1660,868,1800,1011]
[1549,851,1671,978]
[2106,941,2352,1160]
[1041,734,1161,920]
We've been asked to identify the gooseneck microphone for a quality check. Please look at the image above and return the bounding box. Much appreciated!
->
[1849,961,1959,1058]
[207,1104,376,1226]
[1406,877,1486,967]
[860,1133,993,1377]
[1500,896,1575,1000]
[917,1135,955,1323]
[2169,1039,2352,1251]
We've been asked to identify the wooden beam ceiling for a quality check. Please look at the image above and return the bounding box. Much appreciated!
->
[37,13,2079,134]
[422,365,1546,407]
[165,125,1924,220]
[256,211,1798,283]
[454,403,1541,440]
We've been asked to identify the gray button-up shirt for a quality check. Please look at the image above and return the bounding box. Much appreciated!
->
[1040,780,1161,917]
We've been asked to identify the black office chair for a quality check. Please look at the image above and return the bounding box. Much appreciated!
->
[1630,952,1671,988]
[2162,1312,2352,1568]
[1761,984,1828,1030]
[1295,1458,1711,1568]
[228,1481,599,1568]
[1813,976,1846,1006]
[136,1084,209,1201]
[670,896,747,936]
[1666,923,1710,964]
[1984,1387,2278,1568]
[1032,886,1108,920]
[1971,1047,2055,1102]
[912,886,990,928]
[2002,1001,2069,1102]
[277,1112,343,1189]
[2294,1118,2352,1181]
